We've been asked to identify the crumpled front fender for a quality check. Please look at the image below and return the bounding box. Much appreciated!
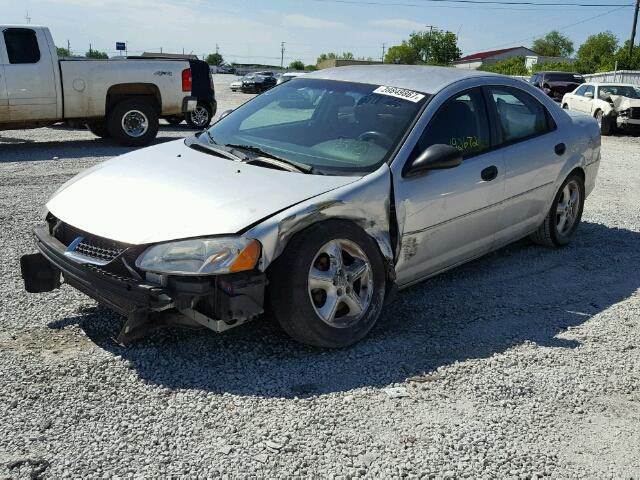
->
[242,164,394,275]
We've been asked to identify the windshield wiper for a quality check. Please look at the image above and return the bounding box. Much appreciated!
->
[224,144,316,174]
[185,135,247,162]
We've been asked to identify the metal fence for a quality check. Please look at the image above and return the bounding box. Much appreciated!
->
[582,70,640,85]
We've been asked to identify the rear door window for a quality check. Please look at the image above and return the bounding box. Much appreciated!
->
[487,86,554,145]
[3,28,40,64]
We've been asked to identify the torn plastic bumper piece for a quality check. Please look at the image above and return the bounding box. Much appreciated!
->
[20,226,267,344]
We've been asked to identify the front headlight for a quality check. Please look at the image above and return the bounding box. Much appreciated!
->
[135,237,261,275]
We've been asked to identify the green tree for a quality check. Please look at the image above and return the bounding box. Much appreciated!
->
[384,42,420,64]
[316,52,354,64]
[614,40,640,69]
[575,32,618,73]
[206,52,224,66]
[288,60,305,70]
[85,49,108,59]
[407,29,461,65]
[304,64,318,71]
[56,47,70,57]
[478,56,529,76]
[531,31,574,57]
[532,60,576,73]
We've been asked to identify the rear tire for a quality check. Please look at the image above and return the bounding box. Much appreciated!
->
[185,102,212,129]
[562,103,569,109]
[268,220,386,348]
[107,98,159,147]
[530,172,585,248]
[86,120,111,139]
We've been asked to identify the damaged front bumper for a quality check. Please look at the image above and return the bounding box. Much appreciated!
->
[20,226,267,344]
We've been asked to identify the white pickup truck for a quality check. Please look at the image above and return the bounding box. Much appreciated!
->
[0,25,216,146]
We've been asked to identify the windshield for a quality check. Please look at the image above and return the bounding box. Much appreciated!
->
[598,85,640,100]
[546,73,584,83]
[205,78,428,175]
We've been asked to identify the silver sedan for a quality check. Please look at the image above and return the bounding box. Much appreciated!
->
[21,66,601,348]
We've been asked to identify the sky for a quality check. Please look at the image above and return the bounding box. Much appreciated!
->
[0,0,636,65]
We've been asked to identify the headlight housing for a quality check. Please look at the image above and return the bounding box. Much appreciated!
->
[135,237,261,276]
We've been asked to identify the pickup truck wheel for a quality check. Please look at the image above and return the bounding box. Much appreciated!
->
[530,172,585,248]
[108,99,159,147]
[86,120,112,139]
[165,116,183,126]
[185,102,212,129]
[269,220,386,348]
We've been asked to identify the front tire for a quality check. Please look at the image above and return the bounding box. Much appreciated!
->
[269,221,386,348]
[530,172,585,247]
[185,102,212,129]
[595,110,613,136]
[107,98,159,147]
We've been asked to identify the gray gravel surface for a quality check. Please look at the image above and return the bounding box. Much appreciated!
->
[1,76,639,478]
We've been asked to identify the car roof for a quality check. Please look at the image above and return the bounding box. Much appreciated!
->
[303,65,501,94]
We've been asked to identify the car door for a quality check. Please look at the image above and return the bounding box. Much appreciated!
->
[0,45,8,122]
[2,27,57,122]
[571,84,591,113]
[392,87,505,286]
[485,85,563,245]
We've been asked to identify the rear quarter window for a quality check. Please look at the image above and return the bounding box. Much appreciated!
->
[3,28,40,64]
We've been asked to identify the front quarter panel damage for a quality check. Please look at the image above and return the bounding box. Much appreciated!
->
[243,164,395,277]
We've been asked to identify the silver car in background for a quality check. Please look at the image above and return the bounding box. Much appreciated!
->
[21,66,601,348]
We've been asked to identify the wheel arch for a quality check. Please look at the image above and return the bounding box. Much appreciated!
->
[106,83,162,115]
[243,166,397,293]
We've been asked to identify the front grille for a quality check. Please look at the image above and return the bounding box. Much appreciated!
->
[629,108,640,120]
[51,220,132,263]
[75,240,124,262]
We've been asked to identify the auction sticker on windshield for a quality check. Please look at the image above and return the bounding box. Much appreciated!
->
[373,86,425,103]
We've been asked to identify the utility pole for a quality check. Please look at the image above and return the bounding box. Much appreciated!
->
[381,43,386,63]
[67,40,70,55]
[631,0,639,57]
[89,43,92,56]
[25,11,31,24]
[281,42,286,69]
[216,43,219,55]
[425,25,437,64]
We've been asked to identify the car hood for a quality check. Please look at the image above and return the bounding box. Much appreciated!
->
[610,95,640,111]
[47,139,359,245]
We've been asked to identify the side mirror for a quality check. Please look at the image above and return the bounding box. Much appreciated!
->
[584,91,593,99]
[403,144,463,178]
[218,109,233,120]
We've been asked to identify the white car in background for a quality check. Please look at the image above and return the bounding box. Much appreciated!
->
[561,83,640,135]
[230,77,243,92]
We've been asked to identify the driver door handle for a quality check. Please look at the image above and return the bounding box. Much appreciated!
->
[481,165,498,182]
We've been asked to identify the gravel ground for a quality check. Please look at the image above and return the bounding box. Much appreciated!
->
[1,76,639,479]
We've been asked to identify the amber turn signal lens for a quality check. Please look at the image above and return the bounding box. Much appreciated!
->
[229,240,261,272]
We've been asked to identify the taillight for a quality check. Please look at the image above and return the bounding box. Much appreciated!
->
[182,68,192,92]
[209,74,215,92]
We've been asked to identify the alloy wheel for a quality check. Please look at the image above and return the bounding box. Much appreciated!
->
[556,180,580,236]
[189,105,210,128]
[307,239,373,328]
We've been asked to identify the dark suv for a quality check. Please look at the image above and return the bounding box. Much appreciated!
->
[530,71,585,101]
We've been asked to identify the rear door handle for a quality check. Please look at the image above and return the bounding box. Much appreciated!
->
[481,165,498,182]
[555,143,566,156]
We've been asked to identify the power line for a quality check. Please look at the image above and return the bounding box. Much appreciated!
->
[305,0,633,10]
[479,4,629,50]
